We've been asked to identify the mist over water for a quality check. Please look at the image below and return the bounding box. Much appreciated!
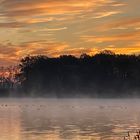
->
[0,98,140,140]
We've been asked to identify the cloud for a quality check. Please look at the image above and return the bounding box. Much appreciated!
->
[93,11,121,19]
[0,41,98,65]
[1,39,140,66]
[31,27,68,33]
[48,47,99,57]
[81,30,140,43]
[0,0,113,16]
[0,0,124,27]
[0,0,140,66]
[0,22,28,28]
[0,41,70,66]
[101,18,140,31]
[104,47,140,54]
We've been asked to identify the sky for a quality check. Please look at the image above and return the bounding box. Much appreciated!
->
[0,0,140,66]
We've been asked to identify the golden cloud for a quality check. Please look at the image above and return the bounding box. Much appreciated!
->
[93,11,121,19]
[81,30,140,43]
[101,18,140,31]
[0,0,124,27]
[0,0,139,66]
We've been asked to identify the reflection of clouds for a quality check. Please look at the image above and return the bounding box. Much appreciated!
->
[1,99,140,139]
[0,106,22,140]
[17,99,123,140]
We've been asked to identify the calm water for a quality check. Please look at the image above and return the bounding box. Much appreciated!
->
[0,98,140,140]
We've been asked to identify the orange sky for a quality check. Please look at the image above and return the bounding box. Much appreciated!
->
[0,0,140,66]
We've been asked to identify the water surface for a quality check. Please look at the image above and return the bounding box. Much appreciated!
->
[0,98,140,140]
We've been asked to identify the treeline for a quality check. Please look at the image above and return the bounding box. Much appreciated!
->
[15,50,140,97]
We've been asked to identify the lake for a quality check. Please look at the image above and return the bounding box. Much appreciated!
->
[0,98,140,140]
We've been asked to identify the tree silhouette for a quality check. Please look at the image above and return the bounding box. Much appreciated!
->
[0,50,140,97]
[14,51,140,97]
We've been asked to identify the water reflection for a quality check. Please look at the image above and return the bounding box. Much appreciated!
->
[0,99,140,140]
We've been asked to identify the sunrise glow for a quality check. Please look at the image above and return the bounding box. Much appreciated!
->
[0,0,140,66]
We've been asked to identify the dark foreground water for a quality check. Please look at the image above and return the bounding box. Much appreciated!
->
[0,98,140,140]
